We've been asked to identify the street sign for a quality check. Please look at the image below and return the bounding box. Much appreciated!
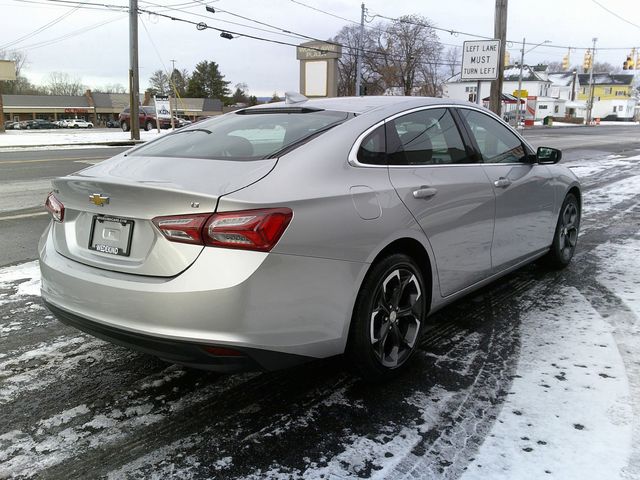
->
[154,95,171,119]
[513,89,528,99]
[461,40,501,81]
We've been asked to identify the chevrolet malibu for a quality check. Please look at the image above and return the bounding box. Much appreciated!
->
[39,95,581,380]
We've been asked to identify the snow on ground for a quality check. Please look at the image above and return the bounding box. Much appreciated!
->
[460,287,633,480]
[0,129,169,149]
[0,148,639,479]
[0,261,40,306]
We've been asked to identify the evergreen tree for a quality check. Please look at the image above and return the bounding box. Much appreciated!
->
[186,61,230,99]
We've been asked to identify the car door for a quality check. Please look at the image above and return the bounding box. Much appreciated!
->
[386,107,496,298]
[456,107,555,272]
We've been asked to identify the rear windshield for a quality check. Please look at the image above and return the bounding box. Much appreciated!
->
[130,109,351,160]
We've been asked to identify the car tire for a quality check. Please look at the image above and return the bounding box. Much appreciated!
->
[88,124,93,129]
[347,253,427,382]
[543,193,580,269]
[121,121,129,132]
[145,121,153,131]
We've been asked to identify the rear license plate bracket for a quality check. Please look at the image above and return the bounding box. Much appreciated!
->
[89,215,134,257]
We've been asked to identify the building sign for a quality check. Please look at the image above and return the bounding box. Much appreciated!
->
[0,60,16,81]
[64,108,89,113]
[154,95,171,119]
[296,41,342,61]
[461,40,501,81]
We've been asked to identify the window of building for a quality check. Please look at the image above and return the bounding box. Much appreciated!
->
[604,87,612,95]
[539,105,548,110]
[581,87,587,94]
[554,105,559,113]
[615,91,626,96]
[613,106,617,113]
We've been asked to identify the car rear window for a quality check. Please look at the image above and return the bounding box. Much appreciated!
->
[130,109,351,160]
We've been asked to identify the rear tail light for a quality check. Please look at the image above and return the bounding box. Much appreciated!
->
[152,214,210,245]
[45,192,64,222]
[202,346,244,357]
[152,208,292,252]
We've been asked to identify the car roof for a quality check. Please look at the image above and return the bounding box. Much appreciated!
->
[245,96,481,115]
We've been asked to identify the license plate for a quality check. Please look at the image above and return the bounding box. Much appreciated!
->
[89,215,134,257]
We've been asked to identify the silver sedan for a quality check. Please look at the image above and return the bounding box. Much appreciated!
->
[39,95,581,380]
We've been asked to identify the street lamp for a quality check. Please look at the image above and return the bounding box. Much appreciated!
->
[514,39,550,128]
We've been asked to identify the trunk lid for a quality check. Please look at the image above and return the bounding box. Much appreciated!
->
[50,153,276,277]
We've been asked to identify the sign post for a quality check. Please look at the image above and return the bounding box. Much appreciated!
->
[461,40,501,107]
[0,60,17,134]
[153,95,171,133]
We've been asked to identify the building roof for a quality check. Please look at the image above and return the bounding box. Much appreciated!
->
[91,92,141,109]
[2,94,90,108]
[577,73,634,86]
[502,65,549,82]
[548,72,576,87]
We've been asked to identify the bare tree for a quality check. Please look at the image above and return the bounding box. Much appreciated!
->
[93,83,127,93]
[0,50,40,94]
[147,69,169,96]
[370,15,442,95]
[45,72,85,95]
[444,47,460,78]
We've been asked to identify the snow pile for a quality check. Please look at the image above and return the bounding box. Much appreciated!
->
[0,129,169,149]
[0,261,41,306]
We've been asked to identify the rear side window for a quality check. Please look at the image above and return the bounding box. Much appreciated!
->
[357,125,387,165]
[459,109,527,164]
[388,108,468,165]
[131,110,350,160]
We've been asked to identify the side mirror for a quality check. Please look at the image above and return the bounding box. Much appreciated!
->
[536,146,562,164]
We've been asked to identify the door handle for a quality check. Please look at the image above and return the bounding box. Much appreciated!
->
[494,177,512,188]
[412,186,438,199]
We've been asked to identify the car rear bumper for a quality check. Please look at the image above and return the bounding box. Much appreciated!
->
[39,224,366,369]
[44,300,311,372]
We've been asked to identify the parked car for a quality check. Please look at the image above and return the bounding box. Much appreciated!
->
[3,121,17,130]
[65,119,93,129]
[118,106,172,132]
[39,96,581,381]
[106,119,120,128]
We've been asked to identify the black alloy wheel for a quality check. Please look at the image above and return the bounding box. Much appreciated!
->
[543,193,580,269]
[348,253,427,381]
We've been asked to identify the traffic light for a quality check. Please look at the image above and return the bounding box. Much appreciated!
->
[624,50,636,70]
[562,54,570,71]
[583,49,592,71]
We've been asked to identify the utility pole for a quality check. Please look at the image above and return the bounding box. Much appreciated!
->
[489,0,508,115]
[355,3,365,96]
[170,59,176,130]
[587,37,597,125]
[129,0,140,140]
[515,37,525,127]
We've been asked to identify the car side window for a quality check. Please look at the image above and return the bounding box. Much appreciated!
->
[357,125,387,165]
[459,109,527,164]
[387,108,468,166]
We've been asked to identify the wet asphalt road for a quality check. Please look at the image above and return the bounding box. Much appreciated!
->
[0,127,639,478]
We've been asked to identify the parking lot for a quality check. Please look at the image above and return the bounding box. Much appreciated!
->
[1,125,639,479]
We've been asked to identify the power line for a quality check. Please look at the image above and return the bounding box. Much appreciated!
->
[0,5,79,50]
[18,15,125,50]
[591,0,640,31]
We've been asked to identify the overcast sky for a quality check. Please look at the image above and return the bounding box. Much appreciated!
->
[1,0,639,97]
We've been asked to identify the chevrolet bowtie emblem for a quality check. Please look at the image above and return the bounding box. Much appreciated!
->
[89,194,109,207]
